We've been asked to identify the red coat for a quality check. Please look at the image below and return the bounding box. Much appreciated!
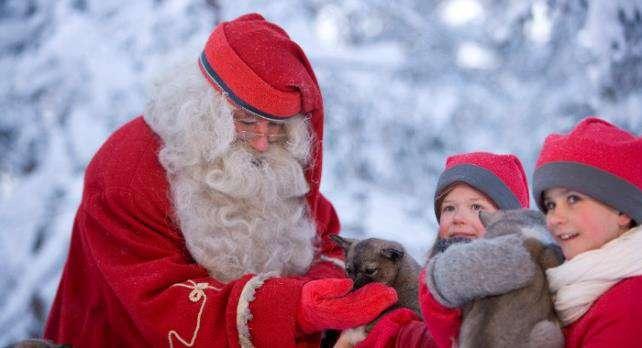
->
[355,270,442,348]
[44,116,345,347]
[563,275,642,347]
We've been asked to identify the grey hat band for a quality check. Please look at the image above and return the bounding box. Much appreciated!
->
[533,162,642,223]
[434,164,522,220]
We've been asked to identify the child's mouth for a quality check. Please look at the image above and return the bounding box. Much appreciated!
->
[558,232,579,241]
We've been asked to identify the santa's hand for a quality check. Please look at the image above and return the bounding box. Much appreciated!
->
[426,234,536,308]
[296,278,398,334]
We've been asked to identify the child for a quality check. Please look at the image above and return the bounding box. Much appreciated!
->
[353,152,535,347]
[532,117,642,347]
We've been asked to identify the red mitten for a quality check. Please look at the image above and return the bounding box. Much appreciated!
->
[296,278,398,334]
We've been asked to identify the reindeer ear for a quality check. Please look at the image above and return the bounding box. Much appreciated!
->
[479,210,492,228]
[381,247,404,261]
[525,209,545,224]
[330,234,355,251]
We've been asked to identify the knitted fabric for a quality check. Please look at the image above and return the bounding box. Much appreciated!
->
[434,152,529,220]
[533,117,642,222]
[200,13,321,120]
[426,234,536,308]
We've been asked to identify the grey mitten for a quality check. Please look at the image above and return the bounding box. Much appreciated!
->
[426,234,536,308]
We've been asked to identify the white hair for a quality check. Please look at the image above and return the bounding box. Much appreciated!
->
[144,60,316,282]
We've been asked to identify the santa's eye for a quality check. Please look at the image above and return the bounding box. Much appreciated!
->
[235,118,256,126]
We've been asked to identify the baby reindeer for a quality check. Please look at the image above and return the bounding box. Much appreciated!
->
[330,236,421,316]
[458,209,564,348]
[327,236,421,346]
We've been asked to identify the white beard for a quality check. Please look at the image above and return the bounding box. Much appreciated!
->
[144,60,316,282]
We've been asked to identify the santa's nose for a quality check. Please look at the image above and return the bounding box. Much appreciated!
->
[249,121,270,152]
[249,135,269,152]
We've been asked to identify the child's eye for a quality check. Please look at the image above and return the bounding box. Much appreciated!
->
[471,203,484,211]
[567,194,581,204]
[441,205,455,213]
[544,200,555,211]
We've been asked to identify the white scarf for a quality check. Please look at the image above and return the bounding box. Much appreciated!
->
[546,226,642,326]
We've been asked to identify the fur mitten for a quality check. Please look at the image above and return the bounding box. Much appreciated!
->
[296,278,398,334]
[426,234,536,308]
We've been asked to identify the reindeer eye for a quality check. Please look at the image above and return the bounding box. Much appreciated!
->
[365,267,378,276]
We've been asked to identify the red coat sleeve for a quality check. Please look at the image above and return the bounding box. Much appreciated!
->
[356,269,459,348]
[356,308,435,348]
[419,269,462,348]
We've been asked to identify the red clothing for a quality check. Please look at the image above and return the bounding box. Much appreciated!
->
[364,269,642,348]
[355,308,435,348]
[357,269,451,348]
[563,276,642,347]
[358,270,459,348]
[44,117,345,347]
[418,270,461,348]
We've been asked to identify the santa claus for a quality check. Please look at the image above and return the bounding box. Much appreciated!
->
[44,13,396,347]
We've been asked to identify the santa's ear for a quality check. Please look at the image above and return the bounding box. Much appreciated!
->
[381,247,404,261]
[524,209,545,224]
[330,234,356,251]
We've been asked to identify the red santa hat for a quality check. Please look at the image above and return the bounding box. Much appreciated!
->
[434,152,530,221]
[533,117,642,223]
[198,13,328,215]
[199,13,322,121]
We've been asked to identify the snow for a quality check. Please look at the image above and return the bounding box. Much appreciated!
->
[1,0,641,344]
[456,41,499,69]
[440,0,484,26]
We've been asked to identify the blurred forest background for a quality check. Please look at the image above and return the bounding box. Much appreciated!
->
[1,0,641,343]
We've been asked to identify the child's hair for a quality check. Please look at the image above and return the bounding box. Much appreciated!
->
[533,117,642,225]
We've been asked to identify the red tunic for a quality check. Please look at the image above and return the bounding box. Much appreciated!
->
[563,276,642,348]
[44,116,345,347]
